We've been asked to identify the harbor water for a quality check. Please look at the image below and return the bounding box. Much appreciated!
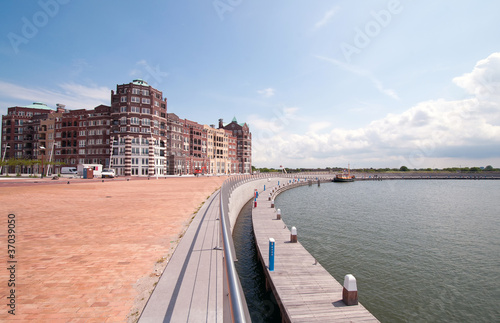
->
[272,180,500,322]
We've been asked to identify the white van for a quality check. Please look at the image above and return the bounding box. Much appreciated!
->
[61,167,78,175]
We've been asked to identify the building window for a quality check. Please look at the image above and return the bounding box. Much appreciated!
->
[120,106,127,113]
[132,88,140,95]
[141,108,150,114]
[131,97,140,103]
[131,106,140,113]
[142,90,149,96]
[141,98,150,104]
[120,96,127,102]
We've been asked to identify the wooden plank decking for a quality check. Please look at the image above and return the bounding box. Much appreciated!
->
[139,190,224,322]
[252,183,380,322]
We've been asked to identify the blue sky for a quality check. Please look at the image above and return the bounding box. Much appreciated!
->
[1,0,500,169]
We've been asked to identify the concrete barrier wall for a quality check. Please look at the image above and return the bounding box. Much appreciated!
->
[227,177,284,231]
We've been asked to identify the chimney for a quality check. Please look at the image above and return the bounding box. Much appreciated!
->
[56,103,66,113]
[218,118,223,128]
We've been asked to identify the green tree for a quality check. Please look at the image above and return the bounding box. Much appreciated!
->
[400,166,409,172]
[485,165,493,171]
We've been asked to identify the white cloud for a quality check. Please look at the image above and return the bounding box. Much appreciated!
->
[314,6,340,30]
[308,121,331,133]
[0,80,110,111]
[253,53,500,168]
[453,52,500,100]
[315,55,399,100]
[257,88,276,98]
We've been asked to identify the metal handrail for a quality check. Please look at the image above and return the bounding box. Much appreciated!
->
[219,179,250,322]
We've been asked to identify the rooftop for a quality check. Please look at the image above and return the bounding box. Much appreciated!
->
[22,102,56,111]
[132,79,149,87]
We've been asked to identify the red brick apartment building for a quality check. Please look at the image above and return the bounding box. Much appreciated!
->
[219,117,252,174]
[1,80,252,176]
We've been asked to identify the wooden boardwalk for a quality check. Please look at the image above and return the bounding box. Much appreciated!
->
[253,183,380,322]
[139,190,224,322]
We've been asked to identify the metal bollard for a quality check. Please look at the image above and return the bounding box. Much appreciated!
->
[268,193,271,201]
[290,226,297,243]
[342,274,358,305]
[276,209,281,220]
[271,199,274,208]
[269,238,275,271]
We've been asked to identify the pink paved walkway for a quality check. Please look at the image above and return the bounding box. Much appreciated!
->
[0,176,225,322]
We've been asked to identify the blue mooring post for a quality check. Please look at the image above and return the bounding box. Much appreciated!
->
[269,238,275,271]
[278,181,280,186]
[264,184,266,191]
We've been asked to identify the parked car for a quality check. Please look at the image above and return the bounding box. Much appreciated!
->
[101,168,116,178]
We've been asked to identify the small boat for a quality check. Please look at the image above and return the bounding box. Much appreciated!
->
[333,164,355,182]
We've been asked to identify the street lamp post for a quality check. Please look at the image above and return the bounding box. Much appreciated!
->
[40,146,46,178]
[1,144,11,175]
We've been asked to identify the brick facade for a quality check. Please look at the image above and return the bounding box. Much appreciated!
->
[1,80,252,176]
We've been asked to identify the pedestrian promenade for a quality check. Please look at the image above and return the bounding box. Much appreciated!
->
[139,190,224,322]
[0,177,225,322]
[253,182,380,322]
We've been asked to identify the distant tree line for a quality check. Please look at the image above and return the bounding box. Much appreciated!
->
[0,158,64,176]
[251,165,499,173]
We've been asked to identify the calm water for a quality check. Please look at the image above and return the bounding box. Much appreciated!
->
[273,180,500,322]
